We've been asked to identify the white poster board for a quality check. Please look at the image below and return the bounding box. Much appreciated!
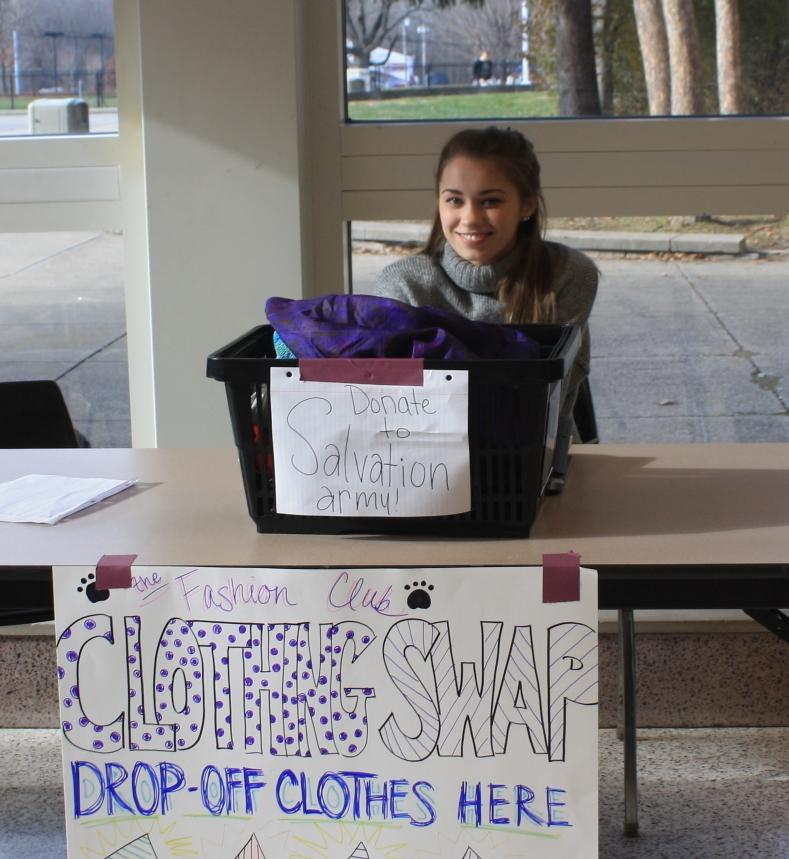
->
[54,565,598,858]
[269,369,471,517]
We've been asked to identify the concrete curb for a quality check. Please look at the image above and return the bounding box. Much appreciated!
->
[549,229,747,255]
[352,222,429,244]
[350,221,748,255]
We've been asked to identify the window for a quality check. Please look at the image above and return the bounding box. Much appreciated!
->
[348,213,789,443]
[335,0,788,445]
[0,3,123,443]
[0,0,116,137]
[0,229,129,446]
[343,0,787,122]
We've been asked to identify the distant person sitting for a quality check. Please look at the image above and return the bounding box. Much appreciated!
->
[472,50,493,86]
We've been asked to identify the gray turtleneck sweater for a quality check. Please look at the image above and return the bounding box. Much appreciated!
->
[372,241,599,419]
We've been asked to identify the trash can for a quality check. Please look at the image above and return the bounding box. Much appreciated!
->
[28,98,89,135]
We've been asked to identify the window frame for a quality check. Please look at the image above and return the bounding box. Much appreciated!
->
[0,134,120,232]
[303,2,788,294]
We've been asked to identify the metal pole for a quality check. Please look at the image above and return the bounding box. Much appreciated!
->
[401,17,410,85]
[44,31,64,90]
[520,0,531,85]
[91,34,107,107]
[419,25,428,85]
[13,30,21,97]
[618,608,639,836]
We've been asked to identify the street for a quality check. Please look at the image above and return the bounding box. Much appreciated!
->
[1,230,787,447]
[0,107,118,136]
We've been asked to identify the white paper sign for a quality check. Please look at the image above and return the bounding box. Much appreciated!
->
[269,368,471,517]
[54,564,598,859]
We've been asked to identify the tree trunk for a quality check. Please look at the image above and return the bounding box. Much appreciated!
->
[661,0,704,114]
[556,0,601,115]
[633,0,670,114]
[715,0,745,114]
[596,0,615,114]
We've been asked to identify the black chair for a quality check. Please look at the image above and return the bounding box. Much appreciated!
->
[0,380,83,624]
[547,376,599,494]
[0,380,81,448]
[574,376,599,444]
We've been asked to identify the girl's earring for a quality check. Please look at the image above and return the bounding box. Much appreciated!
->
[521,215,531,222]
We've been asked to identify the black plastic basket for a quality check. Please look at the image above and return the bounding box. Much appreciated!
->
[207,323,580,537]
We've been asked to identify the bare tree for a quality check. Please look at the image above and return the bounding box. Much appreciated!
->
[13,0,113,33]
[525,0,557,88]
[715,0,744,113]
[0,1,40,94]
[556,0,601,114]
[661,0,703,114]
[592,0,633,115]
[632,0,670,114]
[592,0,612,113]
[345,0,418,68]
[2,0,113,93]
[0,0,15,93]
[345,0,483,69]
[456,0,520,58]
[436,0,522,81]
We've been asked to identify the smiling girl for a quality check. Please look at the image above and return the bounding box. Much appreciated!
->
[373,126,599,429]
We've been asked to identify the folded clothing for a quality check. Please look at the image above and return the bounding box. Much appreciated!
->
[272,329,296,359]
[265,294,540,361]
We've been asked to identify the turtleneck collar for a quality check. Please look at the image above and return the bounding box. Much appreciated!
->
[440,242,517,294]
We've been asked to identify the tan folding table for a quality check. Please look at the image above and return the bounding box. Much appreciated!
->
[2,444,788,835]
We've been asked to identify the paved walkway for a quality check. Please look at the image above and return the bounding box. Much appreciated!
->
[1,232,788,446]
[0,232,129,446]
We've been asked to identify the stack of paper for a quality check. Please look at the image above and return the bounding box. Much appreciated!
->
[0,473,136,525]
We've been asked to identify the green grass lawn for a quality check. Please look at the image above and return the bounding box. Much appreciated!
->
[347,90,557,121]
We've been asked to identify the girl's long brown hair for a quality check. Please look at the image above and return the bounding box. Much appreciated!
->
[424,127,557,324]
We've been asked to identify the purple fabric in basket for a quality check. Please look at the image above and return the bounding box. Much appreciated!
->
[265,294,541,361]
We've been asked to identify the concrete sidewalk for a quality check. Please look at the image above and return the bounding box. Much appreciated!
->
[0,232,129,446]
[1,231,788,446]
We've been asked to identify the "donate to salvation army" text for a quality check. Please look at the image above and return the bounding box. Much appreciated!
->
[283,384,453,515]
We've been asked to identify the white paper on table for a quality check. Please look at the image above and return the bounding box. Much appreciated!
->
[0,473,137,524]
[269,367,470,517]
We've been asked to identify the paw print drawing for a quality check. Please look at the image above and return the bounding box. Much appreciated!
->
[404,580,434,610]
[76,572,110,604]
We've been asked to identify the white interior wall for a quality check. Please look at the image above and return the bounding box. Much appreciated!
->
[117,0,306,447]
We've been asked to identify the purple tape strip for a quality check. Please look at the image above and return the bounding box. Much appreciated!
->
[299,358,424,387]
[95,554,137,590]
[542,552,581,603]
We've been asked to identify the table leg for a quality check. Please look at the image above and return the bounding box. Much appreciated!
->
[744,609,789,644]
[618,608,639,836]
